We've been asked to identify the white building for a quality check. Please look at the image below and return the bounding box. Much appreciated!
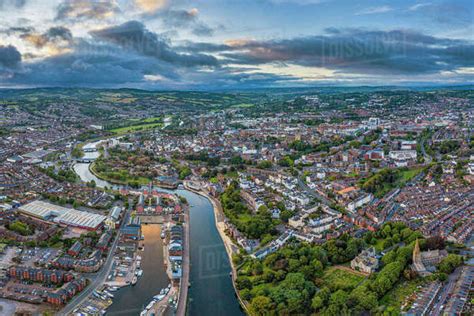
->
[347,194,373,212]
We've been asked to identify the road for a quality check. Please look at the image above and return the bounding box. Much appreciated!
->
[60,201,132,315]
[430,267,462,316]
[297,178,332,206]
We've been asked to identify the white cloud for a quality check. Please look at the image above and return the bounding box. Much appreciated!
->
[356,5,393,16]
[408,2,432,11]
[144,74,167,81]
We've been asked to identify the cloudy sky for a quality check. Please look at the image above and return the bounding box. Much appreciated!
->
[0,0,472,89]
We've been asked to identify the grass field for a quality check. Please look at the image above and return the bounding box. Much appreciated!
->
[109,122,163,134]
[400,167,423,182]
[321,267,365,291]
[232,103,255,108]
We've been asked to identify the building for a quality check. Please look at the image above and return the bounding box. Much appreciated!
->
[18,200,106,231]
[443,266,474,314]
[347,194,373,213]
[411,239,447,276]
[67,241,82,257]
[351,247,379,274]
[121,216,141,240]
[8,266,72,284]
[106,206,123,228]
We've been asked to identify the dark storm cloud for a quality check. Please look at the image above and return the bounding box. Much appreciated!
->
[6,40,180,87]
[0,45,21,69]
[144,8,215,37]
[4,43,291,89]
[18,26,73,49]
[56,0,120,21]
[0,0,27,10]
[184,28,473,75]
[2,25,472,89]
[90,21,218,67]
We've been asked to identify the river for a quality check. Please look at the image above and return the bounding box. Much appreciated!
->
[73,154,243,315]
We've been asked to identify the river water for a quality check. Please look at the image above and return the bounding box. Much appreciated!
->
[73,156,243,315]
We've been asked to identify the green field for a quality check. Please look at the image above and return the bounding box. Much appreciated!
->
[109,122,163,134]
[321,267,365,291]
[232,103,255,108]
[400,168,423,181]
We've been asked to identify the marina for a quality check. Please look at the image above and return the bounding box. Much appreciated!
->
[72,141,242,315]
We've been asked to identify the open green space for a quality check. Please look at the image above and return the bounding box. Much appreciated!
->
[360,167,425,198]
[109,122,163,134]
[321,267,365,291]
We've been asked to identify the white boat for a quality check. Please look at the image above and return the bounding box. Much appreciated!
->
[137,269,143,277]
[108,286,119,292]
[153,294,165,301]
[140,311,147,316]
[146,301,154,310]
[104,291,114,298]
[160,232,165,239]
[131,276,138,285]
[159,289,165,295]
[137,255,142,260]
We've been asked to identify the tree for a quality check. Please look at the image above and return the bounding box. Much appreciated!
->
[330,289,348,307]
[236,276,252,290]
[251,296,273,316]
[257,160,272,169]
[349,286,377,311]
[371,275,392,297]
[311,296,324,311]
[438,254,463,274]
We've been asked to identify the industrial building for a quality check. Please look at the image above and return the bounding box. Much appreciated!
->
[18,200,106,231]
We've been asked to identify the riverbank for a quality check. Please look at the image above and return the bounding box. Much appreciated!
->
[183,181,250,315]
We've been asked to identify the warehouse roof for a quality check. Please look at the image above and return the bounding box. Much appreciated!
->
[18,200,106,230]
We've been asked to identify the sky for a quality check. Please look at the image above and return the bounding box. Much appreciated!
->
[0,0,472,89]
